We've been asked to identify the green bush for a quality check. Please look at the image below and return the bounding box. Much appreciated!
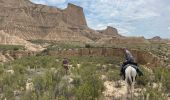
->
[0,44,25,51]
[136,66,151,86]
[153,67,170,93]
[106,70,120,81]
[144,87,167,100]
[85,44,92,48]
[75,65,104,100]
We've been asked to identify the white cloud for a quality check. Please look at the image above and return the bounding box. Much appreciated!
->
[31,0,46,5]
[168,27,170,30]
[31,0,66,5]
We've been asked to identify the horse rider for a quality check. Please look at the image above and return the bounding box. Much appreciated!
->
[62,58,69,74]
[120,48,143,79]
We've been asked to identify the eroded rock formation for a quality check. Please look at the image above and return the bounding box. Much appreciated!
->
[47,48,162,67]
[0,0,100,42]
[151,36,162,40]
[97,36,150,45]
[0,0,150,44]
[98,26,121,37]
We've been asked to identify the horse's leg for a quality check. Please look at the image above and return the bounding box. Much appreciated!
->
[125,77,129,94]
[131,72,136,99]
[126,83,130,99]
[131,82,135,99]
[132,76,135,93]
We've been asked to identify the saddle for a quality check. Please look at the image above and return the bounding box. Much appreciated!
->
[123,64,138,72]
[121,64,138,80]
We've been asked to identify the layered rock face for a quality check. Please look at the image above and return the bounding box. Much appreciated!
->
[63,3,87,26]
[97,36,150,45]
[47,48,162,67]
[96,26,149,44]
[0,0,150,44]
[0,0,99,42]
[98,26,121,37]
[149,36,170,44]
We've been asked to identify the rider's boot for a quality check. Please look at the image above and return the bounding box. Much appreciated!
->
[120,64,124,76]
[137,68,143,76]
[123,73,125,80]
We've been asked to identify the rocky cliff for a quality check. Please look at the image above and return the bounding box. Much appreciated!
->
[97,36,150,45]
[98,26,121,37]
[0,0,100,42]
[151,36,162,40]
[0,0,150,44]
[46,48,162,67]
[149,36,170,44]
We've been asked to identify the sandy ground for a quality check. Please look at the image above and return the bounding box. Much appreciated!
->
[103,80,128,100]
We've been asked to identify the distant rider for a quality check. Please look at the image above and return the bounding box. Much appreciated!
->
[62,58,69,74]
[120,48,143,79]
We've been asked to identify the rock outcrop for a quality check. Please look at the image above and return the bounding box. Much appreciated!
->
[149,36,170,44]
[151,36,162,40]
[0,0,100,42]
[0,0,150,44]
[98,26,121,37]
[96,27,150,44]
[97,36,150,45]
[63,3,87,27]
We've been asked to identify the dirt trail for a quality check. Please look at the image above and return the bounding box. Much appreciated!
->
[103,80,146,100]
[103,80,127,100]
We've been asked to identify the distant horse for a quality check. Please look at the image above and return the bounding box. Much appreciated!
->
[125,65,137,97]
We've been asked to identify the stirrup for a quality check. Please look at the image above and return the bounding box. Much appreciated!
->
[119,72,123,76]
[138,72,143,76]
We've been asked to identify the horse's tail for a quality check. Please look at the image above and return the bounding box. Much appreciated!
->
[127,73,132,87]
[126,66,133,87]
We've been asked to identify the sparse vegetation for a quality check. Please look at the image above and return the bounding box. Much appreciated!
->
[0,42,170,99]
[0,56,120,99]
[0,44,25,51]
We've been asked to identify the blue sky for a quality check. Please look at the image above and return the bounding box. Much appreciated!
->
[31,0,170,39]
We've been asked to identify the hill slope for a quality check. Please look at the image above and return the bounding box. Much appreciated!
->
[0,30,43,51]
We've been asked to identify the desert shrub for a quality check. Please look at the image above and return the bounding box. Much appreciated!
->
[33,75,46,100]
[0,44,25,51]
[21,91,37,100]
[136,66,151,86]
[85,44,92,48]
[153,67,164,82]
[0,56,122,99]
[106,70,120,81]
[3,86,14,100]
[2,73,15,86]
[13,64,27,74]
[75,65,104,100]
[163,72,170,93]
[58,96,66,100]
[11,56,58,69]
[75,75,103,100]
[153,67,170,93]
[144,87,167,100]
[0,64,4,75]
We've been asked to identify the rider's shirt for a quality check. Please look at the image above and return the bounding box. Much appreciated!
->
[125,50,135,62]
